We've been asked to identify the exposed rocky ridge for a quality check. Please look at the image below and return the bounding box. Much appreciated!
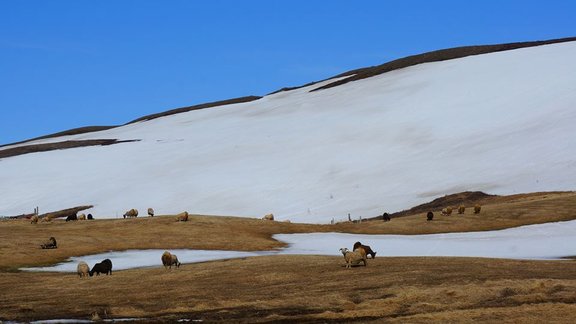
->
[0,139,139,159]
[310,36,576,92]
[126,95,261,124]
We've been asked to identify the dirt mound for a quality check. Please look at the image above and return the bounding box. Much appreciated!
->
[390,191,497,218]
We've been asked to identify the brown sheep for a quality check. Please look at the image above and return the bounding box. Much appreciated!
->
[176,211,189,222]
[474,205,482,214]
[161,251,181,269]
[123,208,138,218]
[441,207,453,216]
[458,205,466,214]
[30,215,39,224]
[147,208,154,217]
[339,248,367,268]
[77,261,90,278]
[77,213,86,220]
[262,213,274,221]
[41,237,57,249]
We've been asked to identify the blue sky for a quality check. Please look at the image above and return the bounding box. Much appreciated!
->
[1,1,575,145]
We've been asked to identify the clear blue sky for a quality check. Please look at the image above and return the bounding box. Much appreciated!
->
[1,1,575,145]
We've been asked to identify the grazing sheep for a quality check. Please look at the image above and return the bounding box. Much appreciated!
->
[441,207,453,216]
[87,213,94,220]
[262,213,274,221]
[458,205,466,214]
[40,237,57,249]
[353,241,376,259]
[77,261,90,278]
[382,212,391,222]
[176,211,189,222]
[65,214,78,222]
[474,205,482,214]
[427,211,434,221]
[89,259,112,276]
[147,208,154,217]
[30,215,39,224]
[77,213,86,220]
[339,247,367,268]
[123,209,138,218]
[161,251,181,269]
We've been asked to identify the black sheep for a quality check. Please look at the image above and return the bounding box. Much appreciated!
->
[87,213,94,220]
[89,258,113,276]
[353,241,377,259]
[65,214,77,222]
[382,212,391,222]
[427,211,434,221]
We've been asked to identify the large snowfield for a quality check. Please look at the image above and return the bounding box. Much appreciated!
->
[1,41,576,223]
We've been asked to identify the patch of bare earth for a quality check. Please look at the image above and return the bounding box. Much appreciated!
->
[1,191,575,322]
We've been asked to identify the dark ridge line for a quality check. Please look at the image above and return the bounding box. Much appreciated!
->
[1,96,261,148]
[126,95,262,124]
[0,139,139,159]
[0,126,116,149]
[310,36,576,92]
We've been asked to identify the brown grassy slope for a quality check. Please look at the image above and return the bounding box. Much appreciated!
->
[1,191,576,322]
[1,256,576,322]
[1,191,575,271]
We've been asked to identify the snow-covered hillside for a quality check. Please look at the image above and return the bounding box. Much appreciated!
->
[1,41,576,223]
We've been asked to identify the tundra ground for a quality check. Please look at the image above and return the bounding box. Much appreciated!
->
[1,191,576,322]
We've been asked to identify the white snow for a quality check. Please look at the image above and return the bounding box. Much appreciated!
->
[22,220,576,272]
[1,42,576,223]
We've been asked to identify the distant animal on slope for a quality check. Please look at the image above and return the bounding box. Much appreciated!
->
[147,208,154,217]
[161,251,181,269]
[90,259,112,276]
[262,213,274,221]
[474,205,482,214]
[176,211,189,222]
[123,209,138,218]
[77,261,90,278]
[339,247,367,268]
[441,207,453,216]
[87,213,94,220]
[40,237,57,249]
[30,215,39,224]
[458,205,466,214]
[77,213,86,220]
[66,214,77,222]
[353,241,376,259]
[427,211,434,221]
[382,212,391,222]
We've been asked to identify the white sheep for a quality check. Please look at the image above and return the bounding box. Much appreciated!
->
[262,213,274,221]
[339,247,367,268]
[77,261,90,278]
[77,213,86,220]
[147,208,154,217]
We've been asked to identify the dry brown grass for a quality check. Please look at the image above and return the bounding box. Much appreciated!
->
[1,191,576,322]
